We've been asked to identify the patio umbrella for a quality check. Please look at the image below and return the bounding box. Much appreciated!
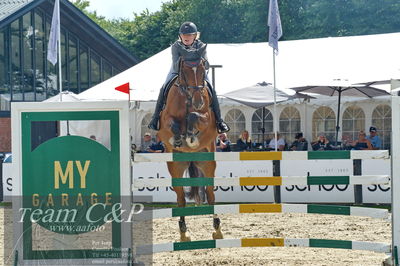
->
[222,82,313,147]
[291,79,390,145]
[222,81,310,108]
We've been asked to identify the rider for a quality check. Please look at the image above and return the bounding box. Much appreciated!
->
[148,21,230,133]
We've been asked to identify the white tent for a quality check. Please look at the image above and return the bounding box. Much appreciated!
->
[79,32,400,102]
[43,91,111,148]
[44,91,81,102]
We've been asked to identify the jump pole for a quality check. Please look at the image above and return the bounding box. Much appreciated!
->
[391,93,400,265]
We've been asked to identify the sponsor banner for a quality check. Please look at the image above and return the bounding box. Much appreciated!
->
[2,163,12,201]
[362,159,391,204]
[4,158,391,203]
[133,161,275,202]
[133,159,390,203]
[280,159,354,203]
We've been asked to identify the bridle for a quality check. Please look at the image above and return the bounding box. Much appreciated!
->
[175,57,208,112]
[176,58,206,98]
[175,57,207,136]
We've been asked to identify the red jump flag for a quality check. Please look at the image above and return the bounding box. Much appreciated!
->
[115,82,130,94]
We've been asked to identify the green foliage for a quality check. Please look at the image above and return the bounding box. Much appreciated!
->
[71,0,400,61]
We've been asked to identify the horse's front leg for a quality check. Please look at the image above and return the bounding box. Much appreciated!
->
[167,161,191,242]
[170,119,183,147]
[186,112,210,149]
[193,161,223,240]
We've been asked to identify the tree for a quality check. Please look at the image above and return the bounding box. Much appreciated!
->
[71,0,400,61]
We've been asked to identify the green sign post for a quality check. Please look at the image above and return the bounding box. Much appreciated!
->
[11,102,131,265]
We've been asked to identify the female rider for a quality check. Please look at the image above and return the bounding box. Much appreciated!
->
[148,22,229,134]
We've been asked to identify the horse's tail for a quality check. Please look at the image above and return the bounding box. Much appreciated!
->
[187,162,205,205]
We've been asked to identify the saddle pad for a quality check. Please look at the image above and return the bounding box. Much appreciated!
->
[184,59,201,67]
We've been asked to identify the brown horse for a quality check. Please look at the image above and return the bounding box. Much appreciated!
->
[157,52,223,242]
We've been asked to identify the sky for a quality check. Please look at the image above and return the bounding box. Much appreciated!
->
[85,0,166,19]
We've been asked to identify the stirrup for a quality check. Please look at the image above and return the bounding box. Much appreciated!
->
[217,121,230,133]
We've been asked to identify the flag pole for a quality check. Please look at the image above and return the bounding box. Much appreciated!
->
[268,0,282,152]
[273,50,277,151]
[57,0,62,102]
[47,0,62,102]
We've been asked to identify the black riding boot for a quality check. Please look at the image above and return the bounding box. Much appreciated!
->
[210,90,230,133]
[148,89,165,131]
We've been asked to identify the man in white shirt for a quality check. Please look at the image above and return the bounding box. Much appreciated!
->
[268,133,285,151]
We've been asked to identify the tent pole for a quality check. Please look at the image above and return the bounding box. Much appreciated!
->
[262,107,265,149]
[335,89,342,146]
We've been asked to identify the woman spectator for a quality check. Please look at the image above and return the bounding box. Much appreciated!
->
[311,134,333,151]
[236,130,252,151]
[351,131,373,150]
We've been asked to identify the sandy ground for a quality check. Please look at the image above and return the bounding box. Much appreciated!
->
[0,207,392,266]
[149,212,391,266]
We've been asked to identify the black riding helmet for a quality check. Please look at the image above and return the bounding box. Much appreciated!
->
[179,22,198,35]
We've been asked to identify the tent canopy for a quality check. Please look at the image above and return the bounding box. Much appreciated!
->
[44,91,81,102]
[79,32,400,102]
[222,81,312,108]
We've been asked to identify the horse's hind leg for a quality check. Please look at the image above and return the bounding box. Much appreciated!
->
[194,161,223,240]
[167,161,191,242]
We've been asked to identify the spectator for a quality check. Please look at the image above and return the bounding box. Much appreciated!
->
[216,133,231,152]
[236,130,252,151]
[289,132,308,151]
[89,135,97,141]
[148,135,165,153]
[351,130,373,150]
[366,126,382,150]
[341,134,353,150]
[140,132,153,152]
[268,133,285,151]
[311,134,333,151]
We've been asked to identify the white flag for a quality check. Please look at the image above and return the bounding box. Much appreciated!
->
[268,0,283,54]
[47,0,60,65]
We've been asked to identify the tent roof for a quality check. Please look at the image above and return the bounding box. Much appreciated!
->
[79,32,400,101]
[44,91,81,102]
[223,82,297,108]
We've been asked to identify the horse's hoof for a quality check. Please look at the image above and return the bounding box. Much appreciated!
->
[212,231,223,240]
[180,234,191,242]
[174,139,182,147]
[185,136,200,149]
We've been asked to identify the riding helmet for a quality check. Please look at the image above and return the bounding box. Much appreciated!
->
[179,22,198,35]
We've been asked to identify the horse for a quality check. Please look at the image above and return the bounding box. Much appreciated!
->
[157,48,223,242]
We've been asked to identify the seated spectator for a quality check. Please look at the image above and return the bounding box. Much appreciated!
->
[268,133,285,151]
[311,134,333,151]
[216,133,231,152]
[289,132,308,151]
[139,132,153,152]
[236,130,252,151]
[366,126,382,150]
[89,135,97,141]
[341,134,353,150]
[351,130,373,150]
[148,135,165,153]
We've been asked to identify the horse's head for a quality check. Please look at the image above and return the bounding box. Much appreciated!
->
[178,46,208,111]
[160,45,216,150]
